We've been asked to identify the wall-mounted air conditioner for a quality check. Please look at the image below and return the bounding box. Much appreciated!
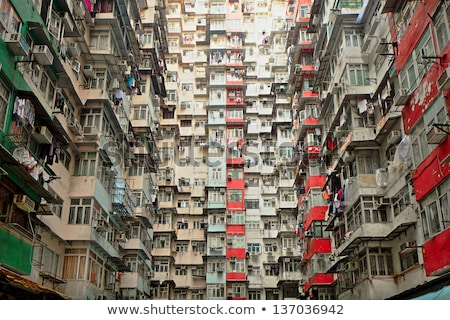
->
[83,64,94,77]
[387,130,401,146]
[427,126,447,145]
[33,45,54,65]
[32,126,53,144]
[4,33,29,56]
[68,42,81,57]
[437,68,450,91]
[393,88,411,106]
[83,126,99,138]
[13,194,36,212]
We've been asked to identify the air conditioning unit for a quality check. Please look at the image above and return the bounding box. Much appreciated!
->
[68,117,83,135]
[198,290,204,294]
[367,16,380,36]
[4,33,29,56]
[68,42,81,57]
[437,68,450,91]
[294,64,302,74]
[393,88,411,106]
[273,289,280,294]
[217,267,224,272]
[69,59,81,73]
[13,194,36,212]
[304,230,313,237]
[83,64,94,77]
[110,78,120,89]
[33,45,54,65]
[61,12,74,32]
[83,126,99,138]
[427,126,447,144]
[219,188,225,194]
[229,256,236,262]
[32,126,53,144]
[387,130,402,146]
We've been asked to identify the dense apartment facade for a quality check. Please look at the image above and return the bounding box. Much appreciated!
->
[0,0,166,299]
[289,0,450,299]
[0,0,449,301]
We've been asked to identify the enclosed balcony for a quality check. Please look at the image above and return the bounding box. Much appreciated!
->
[112,178,137,217]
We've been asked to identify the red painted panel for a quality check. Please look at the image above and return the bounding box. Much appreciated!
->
[305,238,332,260]
[423,228,450,276]
[303,273,334,292]
[392,0,441,71]
[226,248,246,259]
[304,117,319,125]
[303,206,328,230]
[402,61,450,134]
[226,273,246,281]
[305,175,326,194]
[227,225,245,235]
[226,178,245,189]
[412,137,450,201]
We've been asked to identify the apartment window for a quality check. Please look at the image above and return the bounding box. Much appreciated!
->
[392,186,412,216]
[141,32,153,44]
[348,64,370,86]
[167,90,177,101]
[247,243,261,254]
[246,220,260,229]
[134,104,148,120]
[208,190,225,203]
[68,198,92,224]
[410,118,429,167]
[228,210,245,224]
[154,260,169,273]
[279,146,293,158]
[162,109,174,119]
[434,9,449,52]
[282,237,295,249]
[176,243,188,252]
[264,264,280,276]
[263,198,276,207]
[180,119,192,127]
[175,266,187,276]
[355,151,380,174]
[74,152,97,176]
[344,30,360,47]
[231,283,245,298]
[58,148,71,171]
[157,213,171,225]
[177,200,190,209]
[227,235,245,248]
[227,189,242,202]
[207,284,225,299]
[228,168,243,179]
[264,243,278,253]
[154,236,169,249]
[248,291,262,300]
[281,191,296,202]
[31,68,56,106]
[0,79,10,131]
[0,0,21,34]
[421,178,450,239]
[168,37,179,48]
[209,236,225,250]
[192,241,205,252]
[245,199,259,209]
[62,248,87,280]
[368,247,394,276]
[35,246,60,276]
[89,30,111,50]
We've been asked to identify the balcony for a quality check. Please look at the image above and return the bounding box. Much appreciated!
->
[112,179,136,217]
